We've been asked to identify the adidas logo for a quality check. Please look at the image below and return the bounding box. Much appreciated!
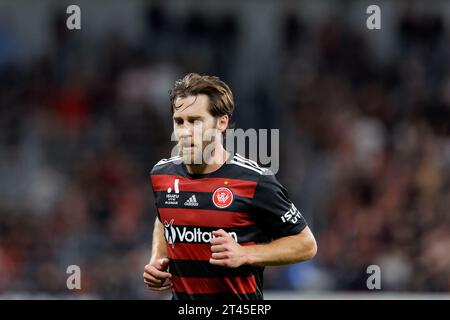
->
[184,195,199,207]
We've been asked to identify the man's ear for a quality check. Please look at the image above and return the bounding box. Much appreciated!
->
[217,115,229,133]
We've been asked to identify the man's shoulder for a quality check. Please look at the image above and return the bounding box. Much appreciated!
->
[228,154,283,193]
[228,153,273,178]
[150,155,183,175]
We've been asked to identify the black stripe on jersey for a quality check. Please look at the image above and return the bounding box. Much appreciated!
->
[168,260,254,278]
[162,225,269,244]
[172,291,262,300]
[155,191,253,211]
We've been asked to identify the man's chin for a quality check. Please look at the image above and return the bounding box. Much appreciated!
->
[180,151,203,165]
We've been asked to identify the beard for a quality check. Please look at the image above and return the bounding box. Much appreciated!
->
[178,143,204,165]
[177,119,224,166]
[178,128,223,166]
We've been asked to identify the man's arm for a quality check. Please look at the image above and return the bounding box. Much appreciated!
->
[209,226,317,268]
[143,218,172,291]
[149,218,167,263]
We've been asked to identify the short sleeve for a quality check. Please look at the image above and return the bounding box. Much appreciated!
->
[252,172,307,239]
[149,171,162,222]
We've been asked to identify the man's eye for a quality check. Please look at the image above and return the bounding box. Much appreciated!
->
[175,120,183,125]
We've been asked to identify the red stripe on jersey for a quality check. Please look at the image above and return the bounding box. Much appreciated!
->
[172,275,257,294]
[150,174,257,199]
[166,242,256,261]
[158,208,254,228]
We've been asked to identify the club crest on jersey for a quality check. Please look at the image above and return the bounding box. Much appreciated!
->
[212,187,234,209]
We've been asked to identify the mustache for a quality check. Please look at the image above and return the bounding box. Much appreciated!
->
[179,141,198,147]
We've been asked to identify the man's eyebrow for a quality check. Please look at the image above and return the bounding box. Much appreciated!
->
[187,115,203,120]
[172,115,203,121]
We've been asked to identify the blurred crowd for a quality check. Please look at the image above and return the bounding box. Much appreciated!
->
[276,10,450,292]
[0,2,449,298]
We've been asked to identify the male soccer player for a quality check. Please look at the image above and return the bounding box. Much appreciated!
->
[143,73,317,300]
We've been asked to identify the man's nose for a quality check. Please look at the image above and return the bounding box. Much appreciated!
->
[178,125,193,138]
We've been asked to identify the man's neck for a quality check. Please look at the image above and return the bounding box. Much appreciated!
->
[185,146,230,175]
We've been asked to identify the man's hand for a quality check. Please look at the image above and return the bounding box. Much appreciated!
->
[209,229,248,268]
[143,258,173,291]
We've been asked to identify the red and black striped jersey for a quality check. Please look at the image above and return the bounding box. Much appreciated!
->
[149,153,308,300]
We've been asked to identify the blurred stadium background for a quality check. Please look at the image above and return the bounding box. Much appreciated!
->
[0,0,449,299]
